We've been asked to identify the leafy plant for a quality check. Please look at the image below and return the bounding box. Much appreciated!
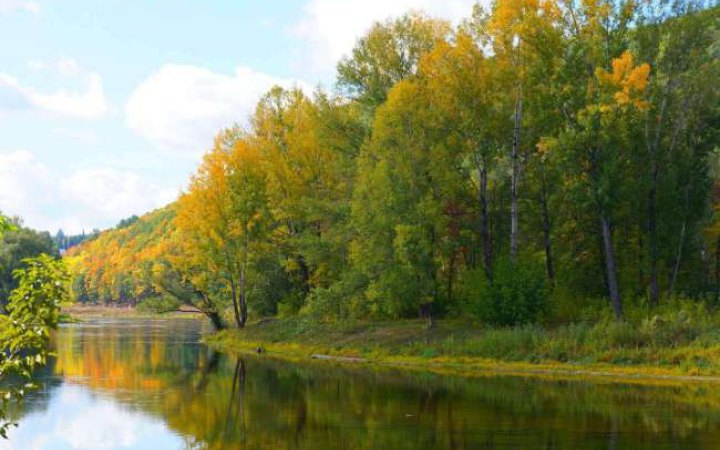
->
[461,258,547,326]
[0,254,68,438]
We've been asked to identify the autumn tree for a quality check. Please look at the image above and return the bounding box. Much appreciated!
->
[483,0,563,259]
[349,75,470,318]
[252,87,362,313]
[419,32,500,285]
[176,129,271,328]
[555,0,651,318]
[337,12,451,124]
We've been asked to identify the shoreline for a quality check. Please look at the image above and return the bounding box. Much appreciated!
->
[205,318,720,387]
[209,337,720,387]
[60,304,203,321]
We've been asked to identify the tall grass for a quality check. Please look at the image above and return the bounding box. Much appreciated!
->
[211,297,720,375]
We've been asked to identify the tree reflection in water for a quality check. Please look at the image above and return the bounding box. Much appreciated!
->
[223,357,246,443]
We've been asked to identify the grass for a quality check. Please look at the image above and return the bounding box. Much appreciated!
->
[58,311,83,323]
[60,304,203,320]
[206,302,720,383]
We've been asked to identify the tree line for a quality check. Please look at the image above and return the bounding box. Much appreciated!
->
[68,0,720,329]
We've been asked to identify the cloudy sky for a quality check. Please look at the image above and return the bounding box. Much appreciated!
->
[0,0,478,234]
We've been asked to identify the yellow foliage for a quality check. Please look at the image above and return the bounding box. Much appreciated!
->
[535,136,557,158]
[596,50,650,111]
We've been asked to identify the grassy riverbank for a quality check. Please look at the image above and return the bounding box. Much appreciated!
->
[207,307,720,383]
[60,304,203,321]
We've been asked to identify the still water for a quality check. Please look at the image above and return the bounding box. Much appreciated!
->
[3,319,720,449]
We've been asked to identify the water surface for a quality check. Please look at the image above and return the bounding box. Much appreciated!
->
[3,319,720,449]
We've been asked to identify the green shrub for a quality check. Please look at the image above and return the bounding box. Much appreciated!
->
[639,310,702,347]
[460,258,547,326]
[302,272,365,320]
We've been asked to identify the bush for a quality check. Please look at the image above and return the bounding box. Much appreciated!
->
[639,309,702,347]
[303,271,372,320]
[460,257,547,326]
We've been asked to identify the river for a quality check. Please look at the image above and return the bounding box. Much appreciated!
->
[2,318,720,449]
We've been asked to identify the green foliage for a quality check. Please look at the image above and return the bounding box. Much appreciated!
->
[0,216,15,235]
[116,215,139,229]
[0,222,57,303]
[302,271,367,320]
[0,254,68,438]
[460,258,547,326]
[337,11,450,114]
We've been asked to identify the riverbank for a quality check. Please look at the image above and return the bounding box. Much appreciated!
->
[60,304,203,321]
[206,316,720,384]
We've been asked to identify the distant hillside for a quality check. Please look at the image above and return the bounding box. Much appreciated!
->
[65,204,177,305]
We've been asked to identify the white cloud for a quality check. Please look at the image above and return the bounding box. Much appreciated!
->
[0,150,51,215]
[0,0,39,14]
[293,0,480,77]
[0,150,176,233]
[0,385,183,450]
[60,167,176,220]
[125,64,307,157]
[31,73,105,118]
[62,403,139,449]
[0,59,108,119]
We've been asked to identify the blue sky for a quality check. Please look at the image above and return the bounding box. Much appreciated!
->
[0,0,477,234]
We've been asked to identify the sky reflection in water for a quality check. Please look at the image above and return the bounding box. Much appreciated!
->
[0,384,183,450]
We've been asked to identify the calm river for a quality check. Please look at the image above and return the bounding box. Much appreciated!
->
[2,319,720,449]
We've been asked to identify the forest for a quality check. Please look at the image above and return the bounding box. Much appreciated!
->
[66,0,720,331]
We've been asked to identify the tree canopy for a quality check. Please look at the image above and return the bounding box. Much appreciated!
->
[67,2,720,328]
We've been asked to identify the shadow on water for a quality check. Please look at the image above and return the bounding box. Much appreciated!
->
[7,319,720,449]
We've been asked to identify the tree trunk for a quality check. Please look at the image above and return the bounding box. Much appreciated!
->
[645,83,668,308]
[239,267,247,328]
[207,310,225,331]
[540,166,555,285]
[540,174,554,283]
[668,172,694,297]
[600,215,623,320]
[667,220,686,297]
[648,172,660,307]
[479,165,493,281]
[715,236,720,302]
[637,230,645,295]
[230,279,242,329]
[447,251,455,306]
[510,96,522,259]
[296,255,311,296]
[193,288,225,331]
